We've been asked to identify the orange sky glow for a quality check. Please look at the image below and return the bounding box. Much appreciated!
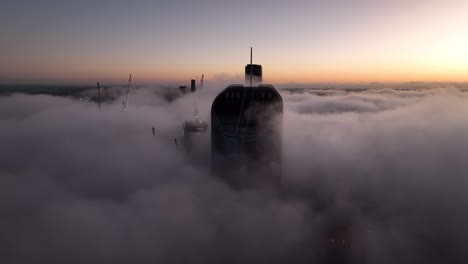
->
[1,1,467,84]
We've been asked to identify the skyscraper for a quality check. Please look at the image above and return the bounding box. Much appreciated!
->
[211,83,283,189]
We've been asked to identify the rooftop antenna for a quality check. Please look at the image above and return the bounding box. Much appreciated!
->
[250,47,253,88]
[123,74,132,111]
[96,82,101,109]
[236,48,251,136]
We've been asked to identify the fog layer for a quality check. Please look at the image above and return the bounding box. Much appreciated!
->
[1,85,467,263]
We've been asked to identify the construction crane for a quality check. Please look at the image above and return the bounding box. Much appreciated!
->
[122,74,132,111]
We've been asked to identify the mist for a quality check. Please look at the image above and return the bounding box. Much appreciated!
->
[1,84,467,264]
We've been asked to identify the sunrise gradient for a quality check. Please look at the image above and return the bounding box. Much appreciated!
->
[1,0,467,84]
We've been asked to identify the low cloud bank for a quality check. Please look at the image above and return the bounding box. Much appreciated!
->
[0,85,467,263]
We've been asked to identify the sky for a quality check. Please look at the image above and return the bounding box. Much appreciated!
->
[1,0,468,84]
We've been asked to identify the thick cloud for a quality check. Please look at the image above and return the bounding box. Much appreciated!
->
[282,86,468,263]
[0,84,467,264]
